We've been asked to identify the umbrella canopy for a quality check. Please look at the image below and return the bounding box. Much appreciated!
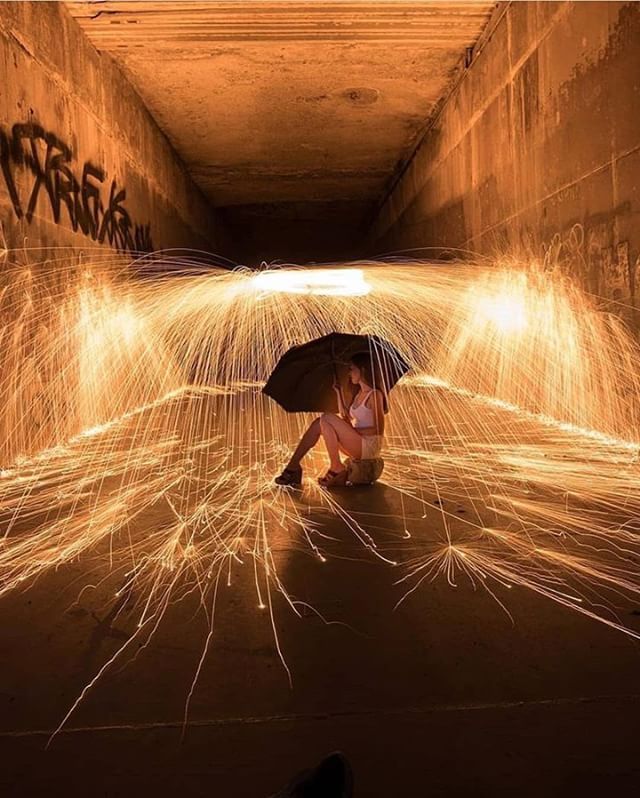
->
[262,332,410,413]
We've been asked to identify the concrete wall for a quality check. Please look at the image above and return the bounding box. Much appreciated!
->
[367,1,640,319]
[0,1,232,259]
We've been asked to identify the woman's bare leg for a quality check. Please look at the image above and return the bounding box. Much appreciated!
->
[319,414,362,472]
[286,417,321,469]
[319,416,342,472]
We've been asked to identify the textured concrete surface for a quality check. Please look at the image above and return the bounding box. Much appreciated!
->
[0,387,639,796]
[5,1,637,283]
[367,1,640,323]
[66,1,496,263]
[0,1,232,258]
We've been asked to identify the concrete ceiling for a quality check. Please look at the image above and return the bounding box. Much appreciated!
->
[66,1,496,261]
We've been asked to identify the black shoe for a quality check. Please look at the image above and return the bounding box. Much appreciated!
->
[274,467,302,487]
[272,751,353,797]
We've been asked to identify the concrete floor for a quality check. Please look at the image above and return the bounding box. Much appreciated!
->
[1,389,640,797]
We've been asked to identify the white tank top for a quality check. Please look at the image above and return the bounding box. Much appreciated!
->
[349,388,376,429]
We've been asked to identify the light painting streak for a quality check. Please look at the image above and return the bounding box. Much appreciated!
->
[1,248,639,738]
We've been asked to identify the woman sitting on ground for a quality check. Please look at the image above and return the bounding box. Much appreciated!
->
[275,352,387,488]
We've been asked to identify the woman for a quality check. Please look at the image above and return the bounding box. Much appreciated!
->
[275,352,387,488]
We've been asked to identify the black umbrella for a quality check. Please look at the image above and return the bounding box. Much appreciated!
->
[262,332,410,413]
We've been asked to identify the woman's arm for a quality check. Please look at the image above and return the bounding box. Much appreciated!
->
[355,390,385,436]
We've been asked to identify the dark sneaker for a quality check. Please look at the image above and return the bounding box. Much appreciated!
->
[274,467,303,487]
[271,751,354,797]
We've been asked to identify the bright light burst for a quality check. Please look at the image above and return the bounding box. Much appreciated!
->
[1,250,640,737]
[251,266,371,296]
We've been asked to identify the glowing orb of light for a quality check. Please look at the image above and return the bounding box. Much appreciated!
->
[252,268,372,297]
[475,293,528,333]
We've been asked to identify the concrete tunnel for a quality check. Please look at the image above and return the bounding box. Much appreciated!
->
[2,1,638,280]
[1,2,640,797]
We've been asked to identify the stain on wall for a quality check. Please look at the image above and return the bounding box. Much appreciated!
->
[367,1,640,325]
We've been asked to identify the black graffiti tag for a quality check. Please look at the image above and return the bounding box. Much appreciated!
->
[0,122,154,253]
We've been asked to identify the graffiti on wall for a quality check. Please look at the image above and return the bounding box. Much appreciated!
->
[0,122,154,253]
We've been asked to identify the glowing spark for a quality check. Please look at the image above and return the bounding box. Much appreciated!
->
[1,248,640,735]
[475,291,528,333]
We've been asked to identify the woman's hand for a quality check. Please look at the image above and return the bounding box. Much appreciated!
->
[332,380,342,394]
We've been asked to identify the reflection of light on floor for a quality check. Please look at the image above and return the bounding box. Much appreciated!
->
[251,267,371,296]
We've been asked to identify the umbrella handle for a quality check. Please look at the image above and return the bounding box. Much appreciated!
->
[332,361,347,416]
[330,339,349,416]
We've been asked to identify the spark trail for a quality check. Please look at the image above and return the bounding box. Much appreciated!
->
[1,248,640,732]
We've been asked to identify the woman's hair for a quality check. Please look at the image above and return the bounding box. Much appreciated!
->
[349,352,389,413]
